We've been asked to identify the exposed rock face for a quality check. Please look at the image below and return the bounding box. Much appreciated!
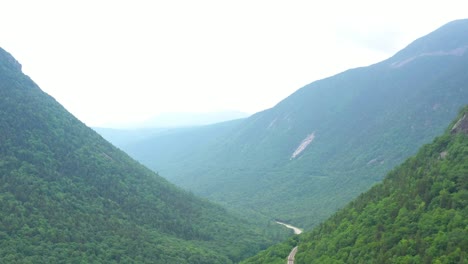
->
[439,151,448,159]
[451,114,468,134]
[291,132,315,159]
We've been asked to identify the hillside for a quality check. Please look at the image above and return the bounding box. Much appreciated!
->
[106,19,468,228]
[243,106,468,263]
[0,48,289,263]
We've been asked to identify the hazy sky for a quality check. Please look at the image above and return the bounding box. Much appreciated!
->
[1,1,466,127]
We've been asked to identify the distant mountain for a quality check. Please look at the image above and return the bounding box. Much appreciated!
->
[243,106,468,263]
[131,111,249,128]
[93,111,249,147]
[92,127,170,148]
[113,19,468,229]
[0,48,288,263]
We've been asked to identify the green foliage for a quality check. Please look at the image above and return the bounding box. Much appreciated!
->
[104,20,468,229]
[240,236,299,264]
[245,106,468,263]
[0,48,289,263]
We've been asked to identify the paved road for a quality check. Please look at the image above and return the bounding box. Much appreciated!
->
[275,221,302,235]
[287,246,298,264]
[275,221,302,264]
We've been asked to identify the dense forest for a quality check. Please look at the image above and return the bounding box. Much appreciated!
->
[243,106,468,263]
[0,48,290,263]
[102,19,468,229]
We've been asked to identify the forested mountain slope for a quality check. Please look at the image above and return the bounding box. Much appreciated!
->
[0,48,288,263]
[243,106,468,264]
[111,19,468,228]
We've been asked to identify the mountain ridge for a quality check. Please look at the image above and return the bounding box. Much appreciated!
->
[389,19,468,65]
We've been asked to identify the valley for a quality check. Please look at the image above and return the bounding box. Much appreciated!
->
[100,19,468,230]
[1,18,467,264]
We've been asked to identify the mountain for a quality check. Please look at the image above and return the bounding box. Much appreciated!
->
[0,48,289,263]
[93,117,245,151]
[100,111,250,130]
[243,106,468,263]
[93,112,248,150]
[136,111,250,128]
[92,127,171,148]
[109,19,468,229]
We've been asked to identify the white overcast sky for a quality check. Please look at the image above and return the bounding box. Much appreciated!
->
[1,1,466,127]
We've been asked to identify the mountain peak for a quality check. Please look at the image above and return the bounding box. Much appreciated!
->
[0,48,22,72]
[389,19,468,68]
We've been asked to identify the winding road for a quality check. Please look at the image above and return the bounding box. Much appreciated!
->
[275,221,302,264]
[287,246,298,264]
[275,221,302,235]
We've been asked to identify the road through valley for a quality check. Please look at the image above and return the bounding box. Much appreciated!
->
[275,221,302,263]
